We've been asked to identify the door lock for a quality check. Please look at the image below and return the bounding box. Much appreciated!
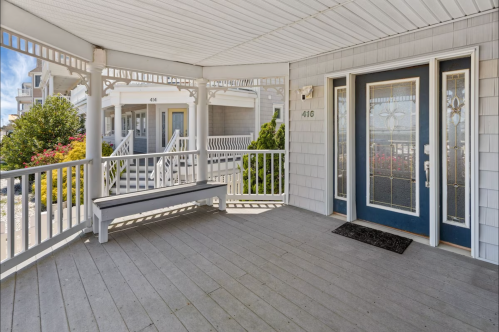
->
[424,161,430,188]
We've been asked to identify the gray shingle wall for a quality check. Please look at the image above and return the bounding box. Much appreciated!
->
[147,104,156,153]
[288,12,498,263]
[260,88,284,126]
[209,105,254,136]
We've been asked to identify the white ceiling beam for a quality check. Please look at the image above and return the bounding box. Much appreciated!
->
[0,0,94,60]
[203,63,289,80]
[106,50,202,79]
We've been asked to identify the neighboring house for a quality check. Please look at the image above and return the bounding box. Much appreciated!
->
[15,59,81,116]
[72,83,283,153]
[0,115,17,142]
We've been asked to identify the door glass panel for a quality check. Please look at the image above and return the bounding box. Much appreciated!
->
[367,79,418,214]
[335,87,347,199]
[135,114,141,136]
[172,112,184,137]
[443,71,468,227]
[141,113,146,136]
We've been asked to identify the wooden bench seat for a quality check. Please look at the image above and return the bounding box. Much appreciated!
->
[93,182,227,243]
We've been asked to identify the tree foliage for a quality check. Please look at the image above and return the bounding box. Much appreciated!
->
[1,95,84,170]
[242,111,285,195]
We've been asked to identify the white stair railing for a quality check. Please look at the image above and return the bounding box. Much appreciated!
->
[150,129,180,184]
[1,158,92,273]
[102,130,134,196]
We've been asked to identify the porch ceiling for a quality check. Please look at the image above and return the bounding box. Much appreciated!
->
[6,0,497,67]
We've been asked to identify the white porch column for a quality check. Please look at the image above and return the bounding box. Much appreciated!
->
[188,102,196,151]
[102,109,106,136]
[196,78,208,183]
[48,76,54,96]
[115,104,122,147]
[86,49,106,233]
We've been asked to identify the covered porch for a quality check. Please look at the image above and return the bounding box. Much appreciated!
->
[2,203,497,332]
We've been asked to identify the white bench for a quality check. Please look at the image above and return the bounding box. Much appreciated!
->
[92,182,227,243]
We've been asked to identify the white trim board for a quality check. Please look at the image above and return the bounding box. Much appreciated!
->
[323,47,479,258]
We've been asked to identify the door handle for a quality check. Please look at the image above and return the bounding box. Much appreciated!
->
[424,161,430,188]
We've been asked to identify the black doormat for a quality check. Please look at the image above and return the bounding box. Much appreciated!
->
[332,223,413,254]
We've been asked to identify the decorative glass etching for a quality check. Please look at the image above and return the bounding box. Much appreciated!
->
[368,79,418,213]
[335,87,347,199]
[443,71,468,226]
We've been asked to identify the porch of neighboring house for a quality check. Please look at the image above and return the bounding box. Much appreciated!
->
[1,203,497,332]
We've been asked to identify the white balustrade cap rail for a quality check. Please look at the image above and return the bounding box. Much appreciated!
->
[102,150,200,162]
[0,158,93,178]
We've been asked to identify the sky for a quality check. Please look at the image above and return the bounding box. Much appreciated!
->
[1,47,37,126]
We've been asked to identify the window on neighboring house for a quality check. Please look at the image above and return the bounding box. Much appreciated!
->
[135,111,146,137]
[34,75,41,88]
[35,98,42,105]
[273,104,284,122]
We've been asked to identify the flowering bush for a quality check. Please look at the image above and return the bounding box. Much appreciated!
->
[37,136,113,206]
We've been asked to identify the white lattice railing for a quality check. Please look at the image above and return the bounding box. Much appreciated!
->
[207,150,285,201]
[0,159,92,273]
[175,134,253,152]
[103,150,199,196]
[102,130,134,195]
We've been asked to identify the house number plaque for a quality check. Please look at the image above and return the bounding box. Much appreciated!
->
[150,98,157,102]
[301,110,314,118]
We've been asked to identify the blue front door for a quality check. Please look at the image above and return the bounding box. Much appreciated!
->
[355,65,430,236]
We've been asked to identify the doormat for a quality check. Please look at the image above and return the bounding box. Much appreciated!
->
[332,223,413,254]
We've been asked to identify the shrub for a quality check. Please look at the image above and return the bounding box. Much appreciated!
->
[1,95,84,170]
[38,138,113,206]
[241,111,285,195]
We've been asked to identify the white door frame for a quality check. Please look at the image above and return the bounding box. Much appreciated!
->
[324,46,479,257]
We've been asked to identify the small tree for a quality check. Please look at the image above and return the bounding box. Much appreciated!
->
[1,95,84,170]
[242,111,285,195]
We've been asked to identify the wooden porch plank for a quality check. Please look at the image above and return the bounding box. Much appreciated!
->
[175,302,216,332]
[68,237,128,332]
[12,264,40,332]
[215,211,493,332]
[36,254,69,332]
[145,217,305,332]
[257,207,499,318]
[83,235,154,332]
[102,232,188,332]
[189,212,406,332]
[180,211,386,332]
[0,274,15,332]
[52,242,99,332]
[121,229,246,332]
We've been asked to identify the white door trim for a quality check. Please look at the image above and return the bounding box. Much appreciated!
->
[323,46,479,258]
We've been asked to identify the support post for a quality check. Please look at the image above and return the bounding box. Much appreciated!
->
[48,76,54,96]
[188,102,196,151]
[102,109,106,136]
[86,49,106,233]
[196,78,209,184]
[115,104,122,147]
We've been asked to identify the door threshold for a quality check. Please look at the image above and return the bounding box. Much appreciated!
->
[351,219,429,245]
[351,220,472,257]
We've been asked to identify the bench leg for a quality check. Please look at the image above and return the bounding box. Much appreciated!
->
[92,214,99,234]
[99,220,113,243]
[218,195,226,211]
[207,197,213,206]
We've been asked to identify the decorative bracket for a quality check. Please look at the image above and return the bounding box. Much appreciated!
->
[177,86,199,103]
[103,78,132,96]
[68,68,91,96]
[207,88,229,103]
[262,85,285,97]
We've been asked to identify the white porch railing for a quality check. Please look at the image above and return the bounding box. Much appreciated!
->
[151,129,180,183]
[18,88,32,97]
[102,130,134,195]
[103,150,199,195]
[0,159,92,273]
[208,150,285,201]
[176,134,253,152]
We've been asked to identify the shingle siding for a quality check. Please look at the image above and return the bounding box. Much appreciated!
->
[209,105,254,136]
[288,12,499,263]
[260,88,283,126]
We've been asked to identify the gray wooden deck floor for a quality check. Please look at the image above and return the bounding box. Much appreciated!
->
[1,204,498,332]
